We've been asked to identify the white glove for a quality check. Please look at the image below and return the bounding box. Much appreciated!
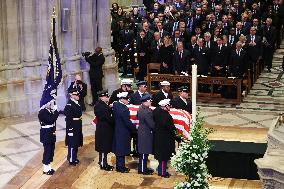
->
[52,105,58,111]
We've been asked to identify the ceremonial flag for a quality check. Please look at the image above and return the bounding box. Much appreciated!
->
[40,9,62,109]
[92,105,191,138]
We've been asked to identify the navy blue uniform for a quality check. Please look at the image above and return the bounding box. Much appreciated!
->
[38,108,59,165]
[112,101,136,170]
[64,99,83,163]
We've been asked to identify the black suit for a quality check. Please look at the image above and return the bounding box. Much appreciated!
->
[263,25,277,70]
[119,30,135,75]
[150,39,162,63]
[246,35,263,66]
[171,96,192,113]
[136,36,150,81]
[172,50,191,74]
[86,53,105,103]
[192,46,210,75]
[211,45,229,76]
[229,49,247,78]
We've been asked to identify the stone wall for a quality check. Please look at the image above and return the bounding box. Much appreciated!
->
[0,0,119,118]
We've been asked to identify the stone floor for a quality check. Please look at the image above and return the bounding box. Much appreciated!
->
[1,45,284,188]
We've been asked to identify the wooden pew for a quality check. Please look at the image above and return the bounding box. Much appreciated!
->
[147,74,243,104]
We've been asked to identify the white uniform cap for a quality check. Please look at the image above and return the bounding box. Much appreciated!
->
[117,91,129,98]
[158,99,171,106]
[121,79,133,85]
[160,81,170,86]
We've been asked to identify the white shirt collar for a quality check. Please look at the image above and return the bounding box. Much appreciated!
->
[179,96,187,105]
[162,89,168,97]
[71,98,80,106]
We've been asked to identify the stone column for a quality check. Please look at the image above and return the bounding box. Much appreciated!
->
[0,1,4,68]
[22,0,37,63]
[6,0,20,66]
[97,0,119,94]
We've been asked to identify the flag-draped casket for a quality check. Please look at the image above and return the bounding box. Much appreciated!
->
[92,105,191,138]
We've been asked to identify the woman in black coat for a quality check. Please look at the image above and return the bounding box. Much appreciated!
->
[94,90,114,171]
[153,99,176,178]
[160,35,174,74]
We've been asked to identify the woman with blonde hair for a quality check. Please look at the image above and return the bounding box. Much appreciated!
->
[159,35,174,74]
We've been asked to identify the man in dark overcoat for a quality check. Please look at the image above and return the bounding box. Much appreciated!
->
[137,94,155,175]
[171,86,192,113]
[153,99,177,178]
[85,47,105,105]
[112,92,136,173]
[64,88,83,166]
[68,74,87,111]
[38,99,59,175]
[94,90,114,171]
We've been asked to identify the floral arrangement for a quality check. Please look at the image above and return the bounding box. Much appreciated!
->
[171,115,213,189]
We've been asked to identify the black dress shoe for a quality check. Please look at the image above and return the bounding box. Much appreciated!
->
[43,170,54,175]
[101,164,114,171]
[159,172,171,178]
[74,159,80,164]
[131,151,139,158]
[146,168,154,174]
[69,161,77,166]
[50,169,55,174]
[116,167,130,173]
[138,169,153,175]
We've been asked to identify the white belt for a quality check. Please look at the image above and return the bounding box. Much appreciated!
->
[73,117,82,120]
[41,125,54,129]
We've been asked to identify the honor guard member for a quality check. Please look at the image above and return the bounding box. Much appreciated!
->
[38,100,59,175]
[129,80,148,105]
[109,79,134,104]
[153,99,177,178]
[64,88,83,166]
[171,86,192,113]
[152,81,173,107]
[68,74,87,111]
[94,90,114,171]
[129,80,148,157]
[137,94,155,175]
[112,92,136,173]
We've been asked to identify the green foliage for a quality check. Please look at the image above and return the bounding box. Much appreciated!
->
[171,113,214,189]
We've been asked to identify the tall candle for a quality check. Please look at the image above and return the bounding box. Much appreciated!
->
[192,64,197,127]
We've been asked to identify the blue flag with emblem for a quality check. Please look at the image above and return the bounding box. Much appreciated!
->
[40,9,62,109]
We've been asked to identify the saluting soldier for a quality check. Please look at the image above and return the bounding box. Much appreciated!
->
[64,88,83,166]
[171,86,192,113]
[38,99,59,175]
[94,90,114,171]
[68,74,87,111]
[137,94,155,175]
[153,99,177,178]
[109,79,134,104]
[112,92,136,173]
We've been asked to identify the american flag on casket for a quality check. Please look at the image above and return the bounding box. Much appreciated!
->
[92,105,191,139]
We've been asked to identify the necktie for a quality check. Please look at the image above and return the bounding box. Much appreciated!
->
[160,31,162,38]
